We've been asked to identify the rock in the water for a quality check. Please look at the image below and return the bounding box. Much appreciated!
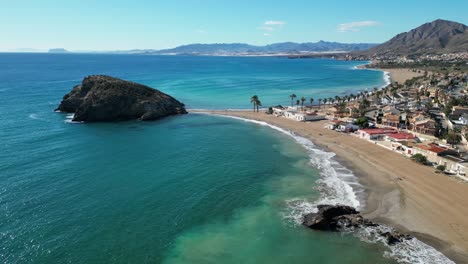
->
[303,204,412,245]
[380,231,413,245]
[336,214,378,228]
[55,75,187,122]
[303,204,359,230]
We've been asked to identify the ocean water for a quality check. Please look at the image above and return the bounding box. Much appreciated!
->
[0,54,451,263]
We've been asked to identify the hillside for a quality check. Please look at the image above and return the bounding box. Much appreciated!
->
[137,41,378,55]
[361,19,468,57]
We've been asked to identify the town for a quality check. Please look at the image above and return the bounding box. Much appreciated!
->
[259,68,468,180]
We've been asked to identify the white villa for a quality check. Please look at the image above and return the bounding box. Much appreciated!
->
[272,107,325,122]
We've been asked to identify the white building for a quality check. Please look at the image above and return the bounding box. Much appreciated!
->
[284,111,325,122]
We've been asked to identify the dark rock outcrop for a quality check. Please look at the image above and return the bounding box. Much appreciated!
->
[303,205,412,245]
[303,205,359,230]
[56,75,187,122]
[380,231,413,245]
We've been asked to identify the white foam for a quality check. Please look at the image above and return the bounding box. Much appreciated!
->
[353,62,391,89]
[346,225,455,264]
[29,113,40,120]
[200,113,364,219]
[198,113,455,264]
[382,71,391,88]
[28,113,50,122]
[64,113,83,124]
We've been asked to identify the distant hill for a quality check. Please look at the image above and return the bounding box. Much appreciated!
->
[127,41,378,55]
[48,48,69,53]
[360,19,468,57]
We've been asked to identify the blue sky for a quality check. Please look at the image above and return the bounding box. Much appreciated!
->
[1,0,467,51]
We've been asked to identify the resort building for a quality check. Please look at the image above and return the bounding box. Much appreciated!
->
[272,107,286,117]
[451,106,468,118]
[412,119,437,135]
[413,143,453,157]
[382,112,400,127]
[385,132,416,142]
[335,122,360,133]
[283,110,325,122]
[356,128,397,140]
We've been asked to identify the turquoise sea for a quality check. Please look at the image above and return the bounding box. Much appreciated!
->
[0,54,452,263]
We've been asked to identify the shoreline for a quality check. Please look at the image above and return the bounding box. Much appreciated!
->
[356,63,425,84]
[191,110,468,263]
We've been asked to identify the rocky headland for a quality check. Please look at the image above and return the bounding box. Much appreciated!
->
[56,75,187,122]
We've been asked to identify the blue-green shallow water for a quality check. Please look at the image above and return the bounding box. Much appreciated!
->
[0,54,431,263]
[0,113,395,263]
[0,53,385,109]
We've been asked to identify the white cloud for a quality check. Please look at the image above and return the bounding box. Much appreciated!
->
[259,20,285,36]
[337,21,380,32]
[264,20,286,26]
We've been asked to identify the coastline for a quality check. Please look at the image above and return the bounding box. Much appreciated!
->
[356,63,425,84]
[191,110,468,263]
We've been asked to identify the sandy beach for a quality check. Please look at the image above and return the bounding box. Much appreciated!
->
[380,68,426,84]
[193,110,468,263]
[357,64,425,85]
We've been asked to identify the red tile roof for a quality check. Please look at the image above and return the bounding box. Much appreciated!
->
[387,133,415,140]
[416,143,448,154]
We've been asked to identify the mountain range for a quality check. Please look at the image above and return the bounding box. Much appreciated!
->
[40,19,468,58]
[115,41,378,55]
[359,19,468,57]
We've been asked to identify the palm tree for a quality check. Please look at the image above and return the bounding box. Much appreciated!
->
[290,94,297,107]
[323,98,328,105]
[446,130,461,147]
[310,98,314,107]
[301,96,306,111]
[318,99,322,109]
[250,95,258,112]
[296,99,300,109]
[256,100,262,112]
[328,97,333,105]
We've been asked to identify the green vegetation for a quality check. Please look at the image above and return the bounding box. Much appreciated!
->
[436,165,446,172]
[354,117,369,128]
[301,96,306,111]
[358,98,371,117]
[411,153,428,165]
[289,94,296,107]
[444,97,468,116]
[250,95,261,112]
[445,129,462,147]
[372,61,468,72]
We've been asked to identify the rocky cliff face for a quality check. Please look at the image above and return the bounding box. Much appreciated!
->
[359,19,468,57]
[56,75,187,122]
